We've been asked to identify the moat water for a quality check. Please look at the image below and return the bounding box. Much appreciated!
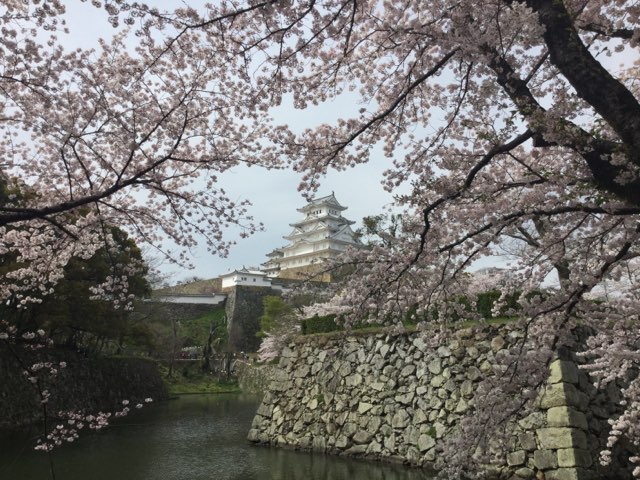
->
[0,394,433,480]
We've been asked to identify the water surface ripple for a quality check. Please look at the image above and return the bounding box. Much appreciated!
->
[0,394,434,480]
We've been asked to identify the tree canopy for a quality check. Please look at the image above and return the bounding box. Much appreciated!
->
[1,225,151,353]
[0,0,267,304]
[1,0,640,475]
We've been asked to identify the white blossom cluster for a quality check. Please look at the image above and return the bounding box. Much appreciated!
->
[2,0,640,475]
[34,398,153,452]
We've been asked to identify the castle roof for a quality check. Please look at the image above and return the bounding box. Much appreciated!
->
[265,248,284,258]
[284,222,358,242]
[290,213,355,229]
[220,267,266,278]
[296,192,347,213]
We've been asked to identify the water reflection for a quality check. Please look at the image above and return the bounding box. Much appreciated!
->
[0,394,433,480]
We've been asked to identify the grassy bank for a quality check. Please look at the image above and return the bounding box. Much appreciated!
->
[159,362,241,395]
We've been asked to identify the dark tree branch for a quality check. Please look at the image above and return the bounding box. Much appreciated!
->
[489,50,640,205]
[578,24,636,40]
[523,0,640,193]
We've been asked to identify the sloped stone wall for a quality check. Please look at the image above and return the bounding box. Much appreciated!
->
[236,361,279,395]
[225,286,281,352]
[248,326,631,479]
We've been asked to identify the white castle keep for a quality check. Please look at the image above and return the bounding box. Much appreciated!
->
[261,193,361,279]
[219,193,360,288]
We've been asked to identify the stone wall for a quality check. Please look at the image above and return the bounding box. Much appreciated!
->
[135,300,215,322]
[236,361,280,395]
[247,326,631,479]
[225,286,281,352]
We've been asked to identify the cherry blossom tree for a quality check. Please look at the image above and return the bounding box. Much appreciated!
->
[0,1,274,307]
[122,0,640,475]
[3,0,640,476]
[0,1,271,469]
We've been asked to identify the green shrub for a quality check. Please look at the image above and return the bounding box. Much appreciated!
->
[476,290,522,319]
[476,290,502,319]
[301,314,341,334]
[258,296,296,338]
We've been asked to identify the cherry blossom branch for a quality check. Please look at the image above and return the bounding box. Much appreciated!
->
[411,129,534,265]
[522,0,640,168]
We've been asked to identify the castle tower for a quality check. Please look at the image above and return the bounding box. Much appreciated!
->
[262,193,360,280]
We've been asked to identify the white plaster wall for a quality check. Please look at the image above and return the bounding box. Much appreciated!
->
[222,274,272,288]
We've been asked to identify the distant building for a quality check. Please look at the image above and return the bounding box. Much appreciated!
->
[220,268,273,289]
[262,193,361,280]
[471,267,516,290]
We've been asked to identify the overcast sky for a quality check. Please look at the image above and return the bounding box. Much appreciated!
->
[60,3,400,283]
[164,87,404,281]
[58,2,633,285]
[167,156,399,282]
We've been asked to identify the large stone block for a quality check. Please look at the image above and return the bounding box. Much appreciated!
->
[507,450,526,467]
[514,467,535,478]
[548,360,580,384]
[418,434,436,452]
[342,422,358,437]
[557,448,592,468]
[539,383,588,410]
[537,428,587,450]
[366,415,382,433]
[491,335,505,352]
[518,432,537,451]
[247,428,261,442]
[345,373,363,386]
[467,365,481,381]
[428,358,442,375]
[257,403,274,418]
[413,408,428,424]
[391,409,410,428]
[412,337,427,352]
[547,406,588,430]
[455,398,469,413]
[353,430,374,444]
[545,468,590,480]
[383,433,396,452]
[367,440,383,455]
[401,364,416,377]
[281,346,295,358]
[335,435,351,449]
[460,379,474,397]
[345,444,368,455]
[533,449,558,470]
[396,392,415,405]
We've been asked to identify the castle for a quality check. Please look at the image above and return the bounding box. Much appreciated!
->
[219,193,360,288]
[261,192,360,281]
[151,193,360,351]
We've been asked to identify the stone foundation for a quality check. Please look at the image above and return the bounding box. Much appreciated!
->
[248,326,633,479]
